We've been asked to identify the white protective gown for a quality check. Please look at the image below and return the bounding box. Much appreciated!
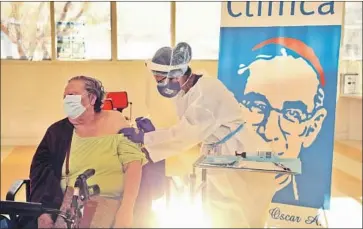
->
[144,76,277,228]
[144,72,200,177]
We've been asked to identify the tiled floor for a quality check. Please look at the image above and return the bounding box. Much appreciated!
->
[327,140,362,228]
[1,141,362,228]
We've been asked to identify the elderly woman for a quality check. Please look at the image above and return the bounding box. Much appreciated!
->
[29,76,147,228]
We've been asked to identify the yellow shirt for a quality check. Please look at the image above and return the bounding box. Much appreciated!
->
[60,132,147,198]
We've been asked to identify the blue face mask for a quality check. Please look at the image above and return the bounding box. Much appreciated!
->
[156,72,195,98]
[157,79,181,98]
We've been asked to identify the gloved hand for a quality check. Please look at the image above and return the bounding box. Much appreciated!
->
[135,117,156,133]
[119,127,144,144]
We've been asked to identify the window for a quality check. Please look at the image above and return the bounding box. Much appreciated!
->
[1,2,224,61]
[176,2,221,60]
[341,2,362,60]
[1,2,51,61]
[116,2,171,60]
[54,2,111,60]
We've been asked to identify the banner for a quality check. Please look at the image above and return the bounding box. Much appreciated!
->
[217,1,343,227]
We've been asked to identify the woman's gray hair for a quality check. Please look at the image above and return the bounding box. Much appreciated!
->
[69,75,105,113]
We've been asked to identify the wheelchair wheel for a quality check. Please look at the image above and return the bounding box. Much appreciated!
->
[0,214,11,229]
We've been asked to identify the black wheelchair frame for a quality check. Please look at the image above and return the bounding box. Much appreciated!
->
[3,179,31,226]
[1,170,99,229]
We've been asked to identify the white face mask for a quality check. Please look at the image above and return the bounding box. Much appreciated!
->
[63,95,86,119]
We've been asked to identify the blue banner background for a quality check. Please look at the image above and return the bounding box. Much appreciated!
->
[218,25,341,210]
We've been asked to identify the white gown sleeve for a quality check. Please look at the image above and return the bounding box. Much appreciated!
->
[143,103,220,163]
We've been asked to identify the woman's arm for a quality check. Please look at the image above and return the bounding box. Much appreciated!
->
[115,136,147,228]
[30,127,61,228]
[121,161,143,209]
[113,161,143,228]
[30,119,74,228]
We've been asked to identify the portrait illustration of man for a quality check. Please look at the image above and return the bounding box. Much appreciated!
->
[218,25,341,209]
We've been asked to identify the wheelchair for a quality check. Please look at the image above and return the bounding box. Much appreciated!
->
[0,179,31,228]
[1,169,100,228]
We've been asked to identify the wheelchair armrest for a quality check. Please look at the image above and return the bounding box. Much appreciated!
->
[6,179,30,201]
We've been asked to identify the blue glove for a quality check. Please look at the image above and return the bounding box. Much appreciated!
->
[135,117,156,133]
[119,127,144,144]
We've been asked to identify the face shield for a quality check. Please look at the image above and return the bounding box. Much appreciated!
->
[145,42,192,98]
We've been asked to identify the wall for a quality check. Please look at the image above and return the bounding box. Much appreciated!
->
[1,59,361,145]
[0,60,218,145]
[335,96,362,140]
[335,60,362,141]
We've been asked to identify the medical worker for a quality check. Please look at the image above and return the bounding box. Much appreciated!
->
[121,42,277,228]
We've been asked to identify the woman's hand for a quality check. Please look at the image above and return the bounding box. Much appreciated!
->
[114,205,134,228]
[38,213,54,228]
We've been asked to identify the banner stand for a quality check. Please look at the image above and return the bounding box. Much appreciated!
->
[217,1,343,228]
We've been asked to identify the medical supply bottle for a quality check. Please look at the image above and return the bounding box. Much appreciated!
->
[235,151,278,162]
